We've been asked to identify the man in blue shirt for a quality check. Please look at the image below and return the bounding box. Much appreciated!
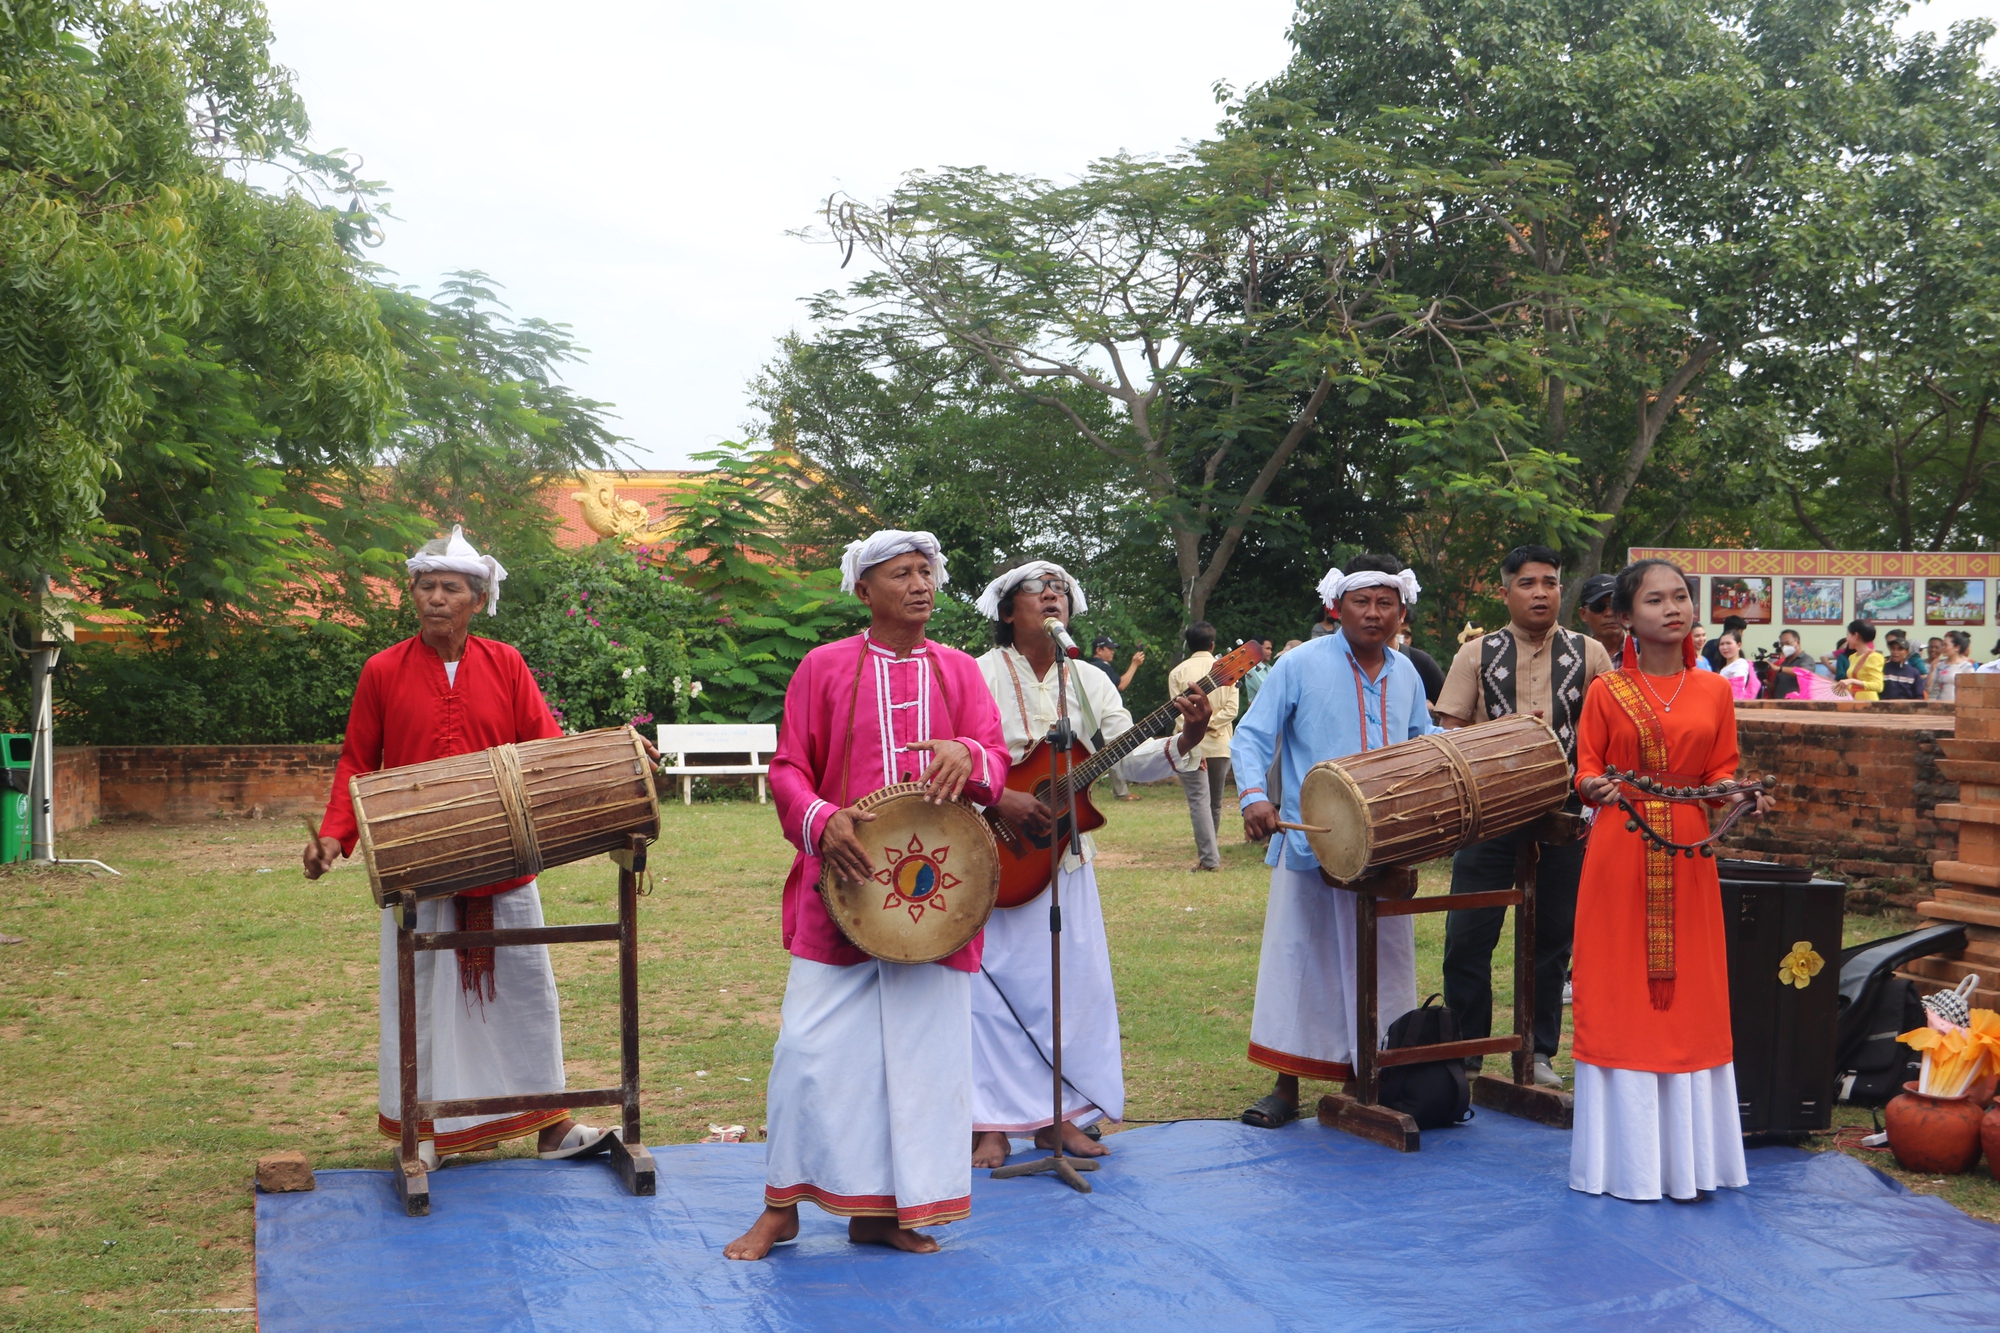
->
[1231,554,1438,1128]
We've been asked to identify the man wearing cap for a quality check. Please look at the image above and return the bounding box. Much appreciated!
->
[968,563,1211,1169]
[303,526,618,1169]
[1086,636,1146,802]
[1435,544,1613,1090]
[1576,572,1623,664]
[728,531,1011,1261]
[1230,553,1438,1128]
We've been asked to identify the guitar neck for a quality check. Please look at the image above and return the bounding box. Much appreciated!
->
[1070,666,1229,791]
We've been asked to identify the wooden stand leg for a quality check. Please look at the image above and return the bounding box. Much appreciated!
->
[1314,877,1423,1151]
[608,835,656,1195]
[1470,844,1574,1128]
[1512,838,1537,1087]
[394,891,429,1216]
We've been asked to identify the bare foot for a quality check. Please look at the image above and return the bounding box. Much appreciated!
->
[723,1205,800,1261]
[536,1117,576,1153]
[848,1216,940,1253]
[1032,1120,1110,1158]
[971,1130,1011,1168]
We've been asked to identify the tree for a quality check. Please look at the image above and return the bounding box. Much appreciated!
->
[1764,18,2000,552]
[1281,0,1902,609]
[819,104,1602,624]
[377,274,625,563]
[0,0,320,624]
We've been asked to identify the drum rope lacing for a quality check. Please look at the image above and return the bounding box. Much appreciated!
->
[1416,731,1485,849]
[485,743,545,880]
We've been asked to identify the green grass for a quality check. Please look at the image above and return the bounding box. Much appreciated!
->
[0,788,1993,1329]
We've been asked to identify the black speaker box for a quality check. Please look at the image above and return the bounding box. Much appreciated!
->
[1717,859,1845,1140]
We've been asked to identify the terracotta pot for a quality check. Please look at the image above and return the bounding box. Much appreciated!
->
[1886,1081,1985,1175]
[1984,1104,2000,1183]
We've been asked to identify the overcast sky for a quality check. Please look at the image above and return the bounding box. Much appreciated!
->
[264,0,1997,471]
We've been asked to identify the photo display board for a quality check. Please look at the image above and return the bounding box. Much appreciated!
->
[1855,578,1915,625]
[1710,576,1772,624]
[1781,578,1844,624]
[1626,549,1999,649]
[1926,579,1988,626]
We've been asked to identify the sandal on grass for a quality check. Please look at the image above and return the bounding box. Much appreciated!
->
[1241,1093,1299,1129]
[539,1124,619,1160]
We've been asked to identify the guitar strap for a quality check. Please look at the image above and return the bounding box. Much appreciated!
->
[1001,648,1099,756]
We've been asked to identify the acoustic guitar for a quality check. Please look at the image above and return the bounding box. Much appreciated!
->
[986,640,1265,908]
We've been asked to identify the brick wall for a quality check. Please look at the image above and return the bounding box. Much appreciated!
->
[89,745,340,823]
[1723,703,1956,911]
[53,747,99,832]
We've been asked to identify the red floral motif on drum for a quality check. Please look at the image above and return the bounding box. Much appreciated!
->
[877,834,959,924]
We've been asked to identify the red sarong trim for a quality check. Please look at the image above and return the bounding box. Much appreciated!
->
[764,1182,973,1227]
[376,1108,569,1155]
[1247,1042,1354,1082]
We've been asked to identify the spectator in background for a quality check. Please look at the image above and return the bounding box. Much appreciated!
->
[1309,604,1337,638]
[1717,631,1759,700]
[1890,630,1928,690]
[1834,620,1884,700]
[1932,631,1975,700]
[1576,573,1624,664]
[1703,614,1747,672]
[1436,544,1612,1087]
[1397,623,1446,704]
[1927,637,1946,674]
[1765,629,1808,699]
[1169,622,1239,872]
[1880,635,1926,700]
[1088,636,1146,802]
[1239,635,1275,715]
[1690,624,1712,670]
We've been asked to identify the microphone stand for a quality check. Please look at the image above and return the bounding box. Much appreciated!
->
[991,623,1098,1195]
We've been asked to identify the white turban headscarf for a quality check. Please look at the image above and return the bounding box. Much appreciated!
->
[1317,566,1421,608]
[839,529,949,597]
[974,560,1089,620]
[407,524,508,616]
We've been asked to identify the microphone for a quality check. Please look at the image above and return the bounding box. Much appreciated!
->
[1043,616,1082,658]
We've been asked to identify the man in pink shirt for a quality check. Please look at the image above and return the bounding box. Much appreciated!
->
[726,530,1010,1261]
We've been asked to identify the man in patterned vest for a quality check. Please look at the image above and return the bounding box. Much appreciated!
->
[1435,544,1614,1089]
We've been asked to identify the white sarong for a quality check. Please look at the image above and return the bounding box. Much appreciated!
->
[1248,864,1417,1079]
[1570,1060,1750,1201]
[764,956,973,1226]
[376,882,568,1153]
[972,862,1123,1132]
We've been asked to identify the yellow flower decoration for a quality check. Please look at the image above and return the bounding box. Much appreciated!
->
[1778,941,1825,989]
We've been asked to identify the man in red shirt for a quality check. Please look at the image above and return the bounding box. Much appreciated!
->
[303,527,615,1168]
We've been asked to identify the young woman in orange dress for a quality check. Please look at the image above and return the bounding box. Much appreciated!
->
[1570,559,1774,1202]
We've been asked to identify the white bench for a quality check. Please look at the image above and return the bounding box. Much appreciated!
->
[655,723,779,805]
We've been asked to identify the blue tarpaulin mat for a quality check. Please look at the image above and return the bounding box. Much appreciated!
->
[256,1115,2000,1331]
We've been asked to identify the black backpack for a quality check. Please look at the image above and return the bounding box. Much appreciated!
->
[1378,995,1472,1130]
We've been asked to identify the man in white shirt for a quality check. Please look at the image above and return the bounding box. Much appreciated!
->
[969,561,1211,1168]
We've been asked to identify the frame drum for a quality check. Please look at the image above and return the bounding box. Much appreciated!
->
[351,727,660,906]
[818,784,1000,964]
[1295,714,1570,882]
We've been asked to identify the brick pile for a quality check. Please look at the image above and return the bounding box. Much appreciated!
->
[1903,673,2000,1008]
[1723,703,1956,911]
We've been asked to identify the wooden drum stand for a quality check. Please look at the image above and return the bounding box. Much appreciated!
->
[1316,811,1583,1152]
[391,833,657,1215]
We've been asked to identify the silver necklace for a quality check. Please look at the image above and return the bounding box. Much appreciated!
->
[1638,666,1689,714]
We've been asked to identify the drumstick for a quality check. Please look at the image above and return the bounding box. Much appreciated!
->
[1278,821,1332,833]
[301,816,322,844]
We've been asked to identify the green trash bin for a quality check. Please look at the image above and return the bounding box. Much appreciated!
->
[0,733,30,864]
